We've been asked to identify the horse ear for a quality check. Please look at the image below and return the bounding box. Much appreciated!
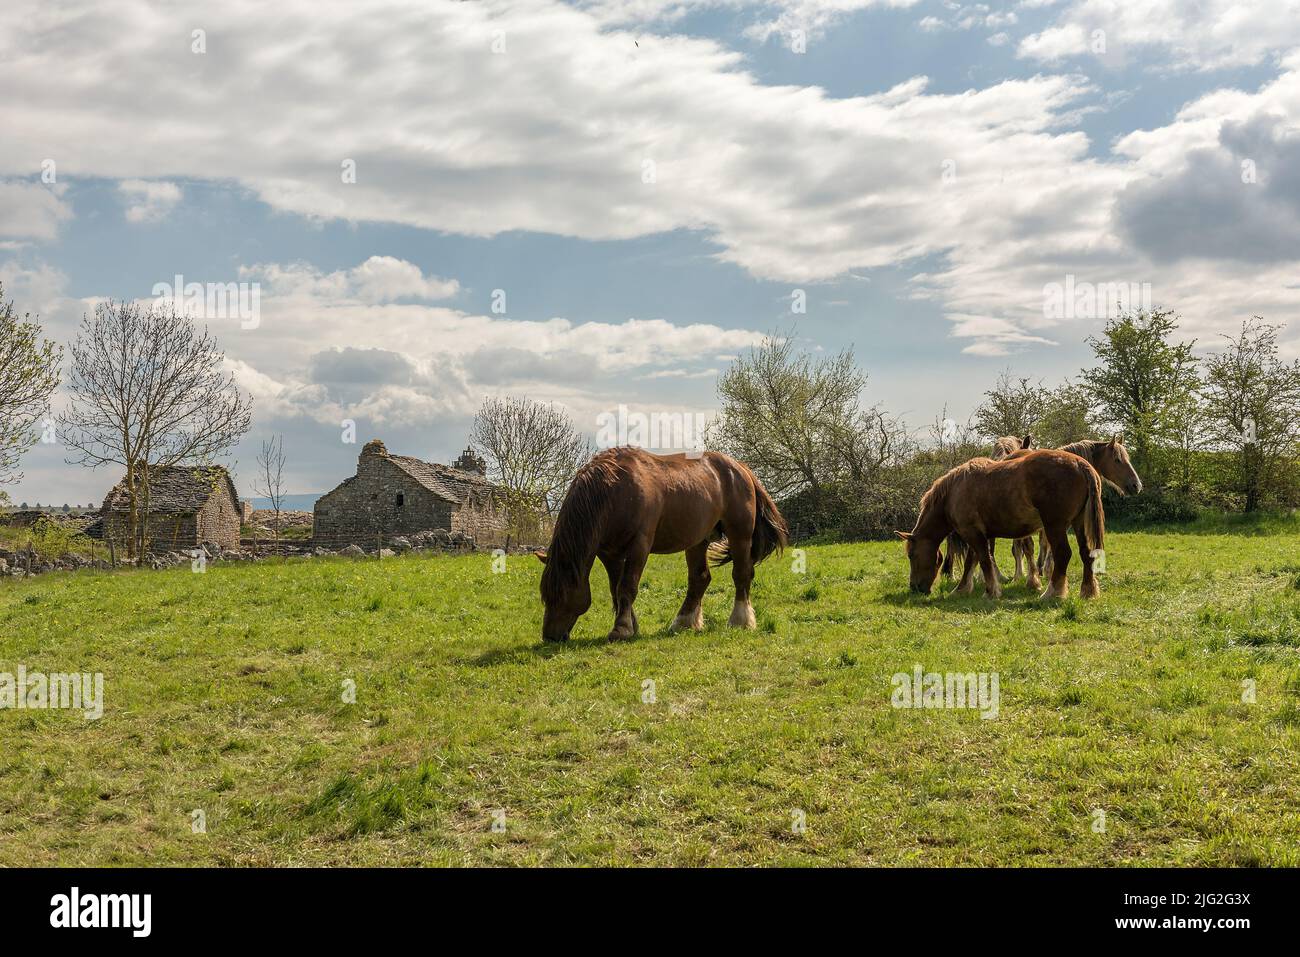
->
[533,550,548,565]
[1111,433,1123,446]
[894,530,912,541]
[1023,433,1034,449]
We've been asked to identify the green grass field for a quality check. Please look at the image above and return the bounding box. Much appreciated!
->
[3,522,1299,866]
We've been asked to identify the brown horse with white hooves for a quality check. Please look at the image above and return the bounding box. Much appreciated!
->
[899,449,1105,600]
[537,446,788,642]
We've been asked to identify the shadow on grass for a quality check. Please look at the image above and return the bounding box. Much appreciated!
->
[464,619,751,666]
[879,585,1059,616]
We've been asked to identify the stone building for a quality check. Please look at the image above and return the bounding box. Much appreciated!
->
[97,465,243,552]
[312,439,502,547]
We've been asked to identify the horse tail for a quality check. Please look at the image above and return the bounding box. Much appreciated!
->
[941,531,964,579]
[1083,464,1105,554]
[709,470,788,566]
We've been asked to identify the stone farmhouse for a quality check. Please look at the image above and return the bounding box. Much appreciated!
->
[97,465,243,552]
[312,440,502,547]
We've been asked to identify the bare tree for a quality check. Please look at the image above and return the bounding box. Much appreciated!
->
[0,283,62,485]
[972,370,1049,441]
[58,300,253,558]
[252,434,288,550]
[470,396,591,514]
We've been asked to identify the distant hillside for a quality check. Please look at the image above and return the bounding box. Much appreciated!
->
[246,493,320,511]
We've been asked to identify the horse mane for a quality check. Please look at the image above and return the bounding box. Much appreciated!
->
[1058,439,1105,463]
[920,458,988,515]
[540,450,624,599]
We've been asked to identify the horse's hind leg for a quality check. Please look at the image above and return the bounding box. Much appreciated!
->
[608,544,649,641]
[1040,526,1071,600]
[671,541,710,632]
[1022,536,1041,592]
[1074,522,1100,599]
[725,535,757,629]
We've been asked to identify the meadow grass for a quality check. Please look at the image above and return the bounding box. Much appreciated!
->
[2,525,1299,866]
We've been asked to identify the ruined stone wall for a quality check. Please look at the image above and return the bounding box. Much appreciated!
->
[196,489,241,548]
[104,512,199,552]
[313,452,455,547]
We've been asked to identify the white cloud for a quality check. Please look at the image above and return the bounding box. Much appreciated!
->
[241,257,459,304]
[1018,1,1300,71]
[211,257,765,429]
[4,0,1300,364]
[0,181,72,241]
[117,179,181,223]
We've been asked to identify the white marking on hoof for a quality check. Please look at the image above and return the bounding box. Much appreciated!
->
[671,607,704,632]
[728,601,756,629]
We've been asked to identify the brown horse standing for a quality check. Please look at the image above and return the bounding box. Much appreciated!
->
[537,447,788,642]
[942,434,1038,586]
[899,449,1105,600]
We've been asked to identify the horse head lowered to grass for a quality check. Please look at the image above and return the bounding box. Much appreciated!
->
[537,447,788,643]
[900,448,1106,600]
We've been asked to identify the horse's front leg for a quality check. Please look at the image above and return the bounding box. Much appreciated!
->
[954,541,977,594]
[608,545,648,641]
[968,532,1001,599]
[671,541,710,632]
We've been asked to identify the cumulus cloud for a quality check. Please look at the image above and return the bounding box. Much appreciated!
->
[241,257,459,304]
[4,0,1300,364]
[0,181,72,241]
[118,179,181,223]
[208,257,765,430]
[1017,0,1300,71]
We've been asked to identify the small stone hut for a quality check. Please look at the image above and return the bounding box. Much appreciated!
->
[98,465,243,552]
[313,440,502,547]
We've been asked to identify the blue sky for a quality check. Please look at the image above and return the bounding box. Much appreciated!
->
[4,0,1300,505]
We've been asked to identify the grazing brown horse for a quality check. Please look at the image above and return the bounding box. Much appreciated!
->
[1014,436,1141,579]
[941,434,1037,586]
[537,446,788,642]
[899,449,1105,600]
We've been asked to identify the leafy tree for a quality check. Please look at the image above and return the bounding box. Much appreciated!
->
[1200,319,1300,512]
[1033,381,1095,448]
[0,283,62,485]
[1079,310,1199,486]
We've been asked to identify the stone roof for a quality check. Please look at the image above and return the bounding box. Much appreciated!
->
[388,454,495,504]
[102,465,240,515]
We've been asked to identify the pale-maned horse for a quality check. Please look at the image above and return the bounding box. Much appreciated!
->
[537,447,788,642]
[1014,436,1142,579]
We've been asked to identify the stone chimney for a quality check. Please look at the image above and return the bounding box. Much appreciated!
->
[452,446,487,476]
[360,438,388,465]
